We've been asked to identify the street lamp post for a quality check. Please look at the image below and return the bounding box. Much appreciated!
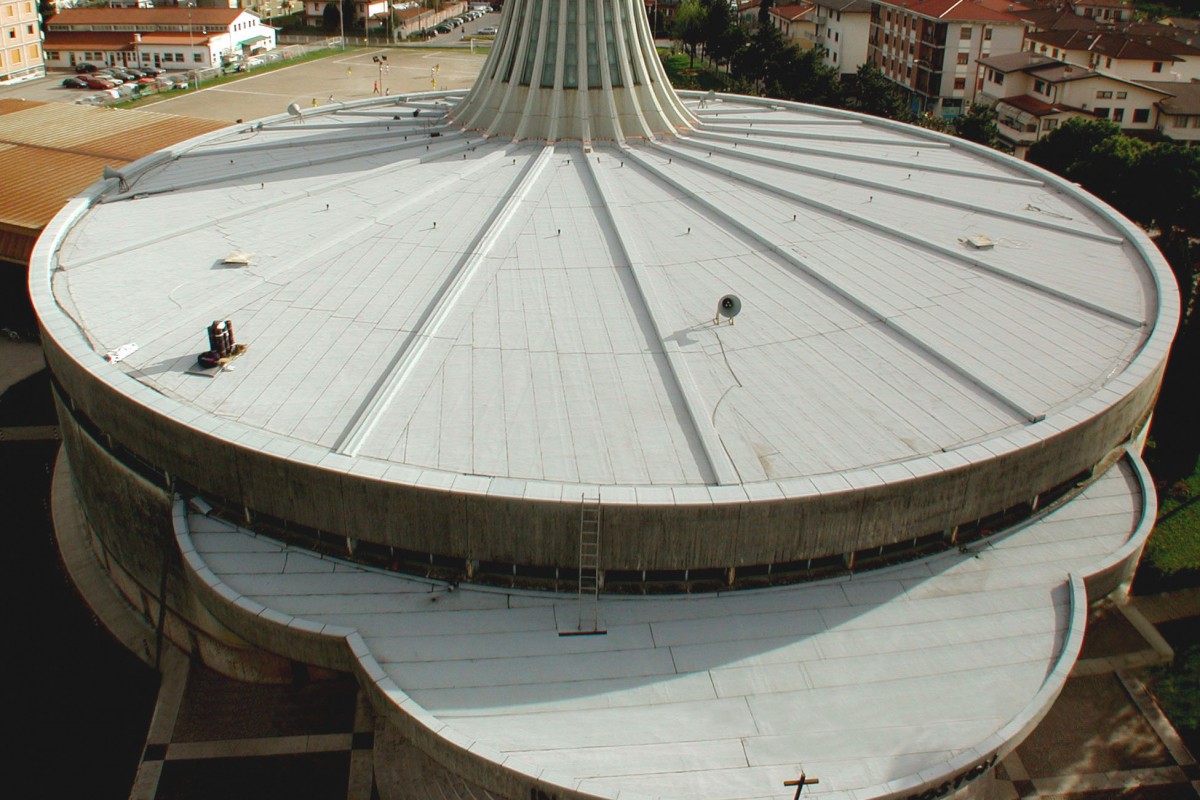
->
[374,54,387,93]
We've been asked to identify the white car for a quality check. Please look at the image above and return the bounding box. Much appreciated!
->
[478,25,498,35]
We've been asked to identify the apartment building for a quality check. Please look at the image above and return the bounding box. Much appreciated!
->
[812,0,871,76]
[868,0,1029,117]
[1,0,44,83]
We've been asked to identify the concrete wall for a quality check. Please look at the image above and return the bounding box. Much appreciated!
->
[43,327,1165,579]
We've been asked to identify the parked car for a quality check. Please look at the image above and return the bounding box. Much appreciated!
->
[84,76,119,89]
[478,25,498,34]
[140,66,165,76]
[434,22,452,32]
[108,68,135,81]
[61,76,89,88]
[74,62,100,73]
[123,67,147,78]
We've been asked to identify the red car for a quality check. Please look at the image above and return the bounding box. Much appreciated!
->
[84,75,118,90]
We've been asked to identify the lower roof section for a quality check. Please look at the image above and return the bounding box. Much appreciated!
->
[177,450,1154,800]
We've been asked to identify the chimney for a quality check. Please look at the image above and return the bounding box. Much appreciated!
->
[133,32,141,41]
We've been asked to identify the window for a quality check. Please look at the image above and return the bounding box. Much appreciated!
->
[174,52,184,60]
[957,52,968,65]
[6,29,14,39]
[1112,108,1124,122]
[984,27,992,40]
[1105,57,1111,68]
[1034,80,1048,94]
[1133,108,1149,123]
[992,71,1004,85]
[1096,90,1113,99]
[960,27,972,40]
[1046,118,1060,130]
[26,23,33,34]
[954,77,966,90]
[193,53,202,62]
[1116,91,1127,99]
[1095,107,1110,118]
[1192,117,1200,128]
[1172,116,1188,128]
[1152,62,1163,73]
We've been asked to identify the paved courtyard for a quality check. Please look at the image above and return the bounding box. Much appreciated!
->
[0,46,489,123]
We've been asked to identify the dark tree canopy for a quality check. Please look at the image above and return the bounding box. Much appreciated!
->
[952,103,999,148]
[322,0,340,30]
[845,64,909,120]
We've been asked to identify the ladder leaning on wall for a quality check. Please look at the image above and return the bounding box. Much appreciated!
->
[568,493,605,635]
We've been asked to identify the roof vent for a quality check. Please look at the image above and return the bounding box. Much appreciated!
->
[222,251,254,266]
[965,235,996,250]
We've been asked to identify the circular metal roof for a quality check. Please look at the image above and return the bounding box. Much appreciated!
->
[40,92,1174,505]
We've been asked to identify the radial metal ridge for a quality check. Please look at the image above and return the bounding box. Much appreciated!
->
[451,0,697,143]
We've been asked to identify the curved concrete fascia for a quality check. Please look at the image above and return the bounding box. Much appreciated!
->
[1081,448,1159,600]
[172,499,358,673]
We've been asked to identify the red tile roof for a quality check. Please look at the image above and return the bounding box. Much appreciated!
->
[1026,29,1186,61]
[878,0,1029,22]
[46,7,245,27]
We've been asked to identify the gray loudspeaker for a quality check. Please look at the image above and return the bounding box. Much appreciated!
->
[716,295,741,324]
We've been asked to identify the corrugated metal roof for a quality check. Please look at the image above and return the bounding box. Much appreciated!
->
[0,100,224,266]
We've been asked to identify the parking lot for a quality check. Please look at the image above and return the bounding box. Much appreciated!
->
[0,6,504,122]
[1,46,487,122]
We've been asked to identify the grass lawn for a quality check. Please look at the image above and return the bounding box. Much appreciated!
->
[660,52,728,91]
[1145,460,1200,575]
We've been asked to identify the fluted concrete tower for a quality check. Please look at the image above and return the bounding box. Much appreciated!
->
[451,0,697,142]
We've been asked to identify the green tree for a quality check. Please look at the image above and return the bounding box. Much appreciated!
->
[322,0,340,31]
[1073,132,1150,211]
[952,103,999,147]
[673,0,707,68]
[758,0,775,29]
[843,64,908,120]
[1026,117,1122,178]
[770,46,843,106]
[1132,144,1200,237]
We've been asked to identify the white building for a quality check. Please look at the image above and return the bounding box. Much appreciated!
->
[1148,79,1200,145]
[43,7,276,70]
[1025,28,1200,83]
[1,0,45,83]
[979,51,1170,155]
[812,0,871,76]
